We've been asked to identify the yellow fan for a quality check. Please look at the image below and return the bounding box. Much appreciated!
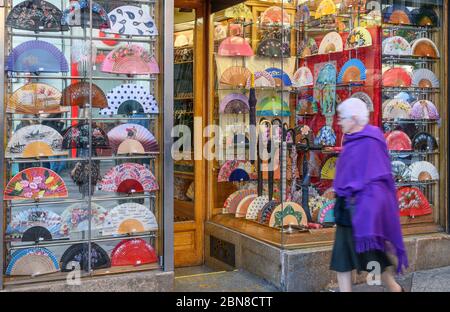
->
[118,219,145,234]
[117,139,146,155]
[321,156,337,180]
[22,142,55,158]
[8,83,66,114]
[220,66,252,88]
[315,0,336,19]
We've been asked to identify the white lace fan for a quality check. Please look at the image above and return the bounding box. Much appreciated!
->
[411,69,439,88]
[409,161,439,181]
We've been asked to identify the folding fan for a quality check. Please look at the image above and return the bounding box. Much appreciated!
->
[62,123,110,149]
[411,38,440,58]
[382,36,412,56]
[7,83,64,114]
[265,67,292,87]
[315,0,336,19]
[224,3,253,20]
[318,32,343,54]
[111,239,158,266]
[397,186,432,217]
[391,160,410,181]
[345,27,372,50]
[317,200,335,224]
[100,84,159,115]
[269,203,308,228]
[223,189,257,214]
[6,247,59,276]
[337,59,366,83]
[217,160,256,182]
[385,130,412,151]
[295,4,310,24]
[107,124,159,154]
[412,132,438,152]
[411,5,439,26]
[292,67,313,88]
[382,68,412,87]
[298,37,318,57]
[218,36,254,57]
[60,203,107,232]
[409,161,439,181]
[259,200,279,225]
[102,203,158,235]
[260,6,290,25]
[6,40,69,73]
[5,167,68,200]
[351,92,374,112]
[245,71,276,88]
[106,5,158,36]
[410,100,439,120]
[256,96,291,117]
[411,69,439,88]
[382,99,411,120]
[256,39,290,58]
[102,44,159,75]
[61,0,110,29]
[60,243,110,272]
[98,163,159,194]
[383,5,411,24]
[219,93,249,114]
[296,96,317,115]
[314,63,336,125]
[245,196,269,220]
[61,82,107,108]
[220,66,252,87]
[314,126,336,146]
[235,194,257,218]
[321,156,337,180]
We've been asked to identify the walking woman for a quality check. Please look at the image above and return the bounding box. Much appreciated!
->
[330,98,408,292]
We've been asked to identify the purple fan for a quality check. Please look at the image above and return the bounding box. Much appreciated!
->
[6,40,69,73]
[410,100,439,120]
[219,93,249,114]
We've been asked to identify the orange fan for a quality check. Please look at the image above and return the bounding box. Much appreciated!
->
[382,68,412,87]
[389,10,411,24]
[61,82,108,108]
[8,83,66,114]
[411,38,440,58]
[220,66,252,87]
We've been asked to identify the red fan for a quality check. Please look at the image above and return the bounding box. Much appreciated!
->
[61,82,108,108]
[382,68,412,87]
[385,131,412,151]
[111,239,158,266]
[397,186,432,217]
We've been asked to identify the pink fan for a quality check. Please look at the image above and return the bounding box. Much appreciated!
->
[385,130,412,151]
[107,123,159,153]
[218,36,254,56]
[260,6,290,25]
[102,44,159,75]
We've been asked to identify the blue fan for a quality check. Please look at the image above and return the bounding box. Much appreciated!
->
[6,247,60,276]
[229,169,250,182]
[337,59,366,83]
[265,67,292,87]
[314,126,336,146]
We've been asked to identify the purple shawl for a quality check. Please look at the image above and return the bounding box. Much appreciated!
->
[333,125,408,273]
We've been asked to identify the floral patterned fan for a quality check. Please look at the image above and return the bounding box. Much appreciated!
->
[102,44,159,75]
[106,5,158,36]
[224,3,253,21]
[397,186,432,217]
[61,0,110,29]
[260,6,290,25]
[345,27,372,50]
[314,62,336,126]
[62,123,110,149]
[385,130,412,151]
[217,160,257,182]
[102,203,158,235]
[410,100,439,120]
[111,239,158,266]
[61,82,107,108]
[60,243,110,272]
[8,83,65,114]
[6,247,59,276]
[107,123,159,154]
[60,203,107,233]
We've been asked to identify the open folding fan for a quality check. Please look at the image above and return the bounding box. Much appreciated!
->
[102,44,159,75]
[298,37,318,57]
[260,6,290,25]
[7,0,68,32]
[98,163,159,194]
[320,156,337,180]
[61,0,110,29]
[61,82,107,108]
[315,0,336,19]
[218,36,254,57]
[292,66,313,88]
[410,100,439,120]
[223,189,257,214]
[412,132,438,152]
[6,247,59,276]
[382,68,412,87]
[245,71,275,88]
[219,66,252,87]
[411,69,439,88]
[219,93,249,114]
[351,92,374,112]
[6,40,69,73]
[235,194,257,218]
[107,123,159,154]
[411,5,439,26]
[313,63,336,126]
[217,160,256,182]
[411,38,440,58]
[382,36,411,56]
[268,203,308,228]
[111,239,158,266]
[60,243,110,272]
[337,59,366,83]
[245,195,269,220]
[384,130,412,151]
[317,200,335,224]
[224,3,253,20]
[383,4,411,24]
[256,96,291,117]
[60,203,107,232]
[5,167,68,200]
[391,160,410,181]
[106,5,158,36]
[409,161,439,181]
[7,83,65,114]
[265,67,292,87]
[256,38,290,58]
[318,32,343,54]
[102,202,158,235]
[397,186,432,217]
[62,123,110,149]
[382,99,411,120]
[100,83,159,115]
[345,27,372,50]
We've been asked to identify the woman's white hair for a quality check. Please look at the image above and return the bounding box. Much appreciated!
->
[337,98,369,126]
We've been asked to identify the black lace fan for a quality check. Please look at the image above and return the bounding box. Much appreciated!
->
[60,242,111,272]
[412,132,438,152]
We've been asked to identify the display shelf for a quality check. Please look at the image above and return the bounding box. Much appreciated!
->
[382,55,440,63]
[174,61,194,65]
[389,150,439,156]
[6,154,159,163]
[7,32,158,43]
[382,119,439,125]
[7,75,157,81]
[382,87,440,93]
[395,180,438,187]
[291,81,367,92]
[382,23,440,32]
[7,116,160,121]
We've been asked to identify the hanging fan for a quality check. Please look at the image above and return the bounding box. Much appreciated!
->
[317,200,335,224]
[7,83,65,114]
[411,69,439,88]
[218,36,254,57]
[393,92,412,102]
[219,93,249,114]
[6,40,69,73]
[345,27,372,50]
[224,3,253,20]
[412,132,438,152]
[260,6,290,25]
[315,0,336,19]
[217,160,256,182]
[100,83,159,115]
[298,37,318,57]
[337,59,366,83]
[314,63,336,120]
[220,66,252,88]
[245,196,269,220]
[382,99,411,120]
[320,156,337,180]
[410,100,439,120]
[318,32,343,54]
[385,130,412,151]
[409,161,439,181]
[411,6,439,27]
[102,203,158,235]
[382,36,412,56]
[7,0,68,32]
[265,67,292,87]
[382,68,412,87]
[102,44,159,75]
[391,160,410,181]
[61,0,110,29]
[62,123,110,149]
[223,189,257,214]
[397,186,432,217]
[383,5,411,24]
[61,82,107,108]
[269,203,308,228]
[106,5,158,36]
[235,194,257,218]
[292,67,313,88]
[60,242,110,272]
[111,239,157,266]
[6,247,59,276]
[256,38,290,58]
[98,163,159,194]
[296,96,317,115]
[107,123,159,154]
[314,126,336,146]
[256,96,291,117]
[245,71,276,88]
[351,92,374,112]
[295,4,310,24]
[411,38,440,58]
[5,167,68,200]
[60,203,107,233]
